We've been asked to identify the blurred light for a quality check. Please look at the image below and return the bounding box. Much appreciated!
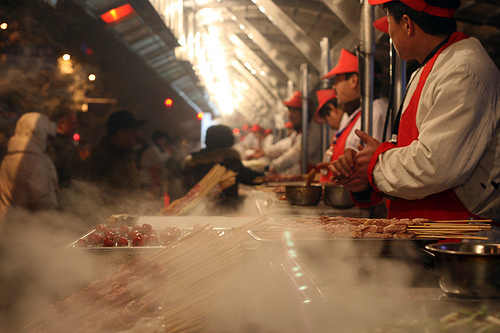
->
[250,69,257,75]
[197,112,205,120]
[62,54,71,61]
[181,140,188,146]
[233,128,240,135]
[239,24,245,30]
[88,74,96,81]
[73,133,80,141]
[165,98,173,107]
[0,23,7,30]
[259,6,266,13]
[101,4,135,24]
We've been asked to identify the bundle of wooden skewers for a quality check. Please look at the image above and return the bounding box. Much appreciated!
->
[161,164,237,216]
[25,216,269,333]
[408,220,492,240]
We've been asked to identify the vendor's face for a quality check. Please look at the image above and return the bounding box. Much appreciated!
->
[324,103,344,130]
[333,74,359,104]
[287,108,302,129]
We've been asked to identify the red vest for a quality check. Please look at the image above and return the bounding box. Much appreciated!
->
[367,32,482,222]
[320,112,362,182]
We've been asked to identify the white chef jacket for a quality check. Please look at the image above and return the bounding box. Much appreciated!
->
[264,131,302,175]
[372,37,500,221]
[342,97,390,151]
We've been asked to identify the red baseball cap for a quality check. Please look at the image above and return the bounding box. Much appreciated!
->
[374,16,389,33]
[250,124,263,132]
[282,91,302,109]
[321,49,358,80]
[313,89,337,125]
[368,0,458,17]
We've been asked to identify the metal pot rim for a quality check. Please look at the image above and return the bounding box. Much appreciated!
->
[425,243,500,256]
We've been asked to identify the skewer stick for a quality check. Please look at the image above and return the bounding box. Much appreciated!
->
[417,235,490,240]
[433,220,492,223]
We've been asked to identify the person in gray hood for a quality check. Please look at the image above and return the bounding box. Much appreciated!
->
[0,112,58,224]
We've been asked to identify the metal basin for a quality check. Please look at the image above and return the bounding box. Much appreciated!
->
[425,243,500,298]
[285,185,322,206]
[324,185,354,208]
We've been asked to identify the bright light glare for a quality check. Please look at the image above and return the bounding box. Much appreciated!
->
[259,6,266,13]
[0,23,7,30]
[62,54,71,61]
[196,26,235,116]
[88,74,96,81]
[199,8,220,24]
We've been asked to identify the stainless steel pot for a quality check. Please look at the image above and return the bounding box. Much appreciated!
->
[425,243,500,298]
[324,185,354,208]
[285,185,322,206]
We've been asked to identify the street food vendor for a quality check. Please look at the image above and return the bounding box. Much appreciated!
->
[329,0,500,235]
[316,49,389,183]
[248,91,304,174]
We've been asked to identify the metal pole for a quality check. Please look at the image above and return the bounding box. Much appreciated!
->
[300,63,309,174]
[360,0,375,136]
[320,37,331,154]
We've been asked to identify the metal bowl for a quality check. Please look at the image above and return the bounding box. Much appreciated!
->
[425,243,500,298]
[324,185,354,208]
[285,185,322,206]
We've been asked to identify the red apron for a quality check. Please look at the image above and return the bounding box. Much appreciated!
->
[320,112,362,182]
[367,32,482,222]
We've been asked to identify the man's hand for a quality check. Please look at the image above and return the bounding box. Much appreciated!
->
[328,129,381,192]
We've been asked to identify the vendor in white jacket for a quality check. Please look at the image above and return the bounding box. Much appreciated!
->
[248,91,305,175]
[330,0,500,233]
[0,112,58,224]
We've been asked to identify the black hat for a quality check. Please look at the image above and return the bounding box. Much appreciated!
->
[107,110,146,135]
[205,125,234,149]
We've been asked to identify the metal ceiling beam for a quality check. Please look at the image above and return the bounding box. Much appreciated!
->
[230,61,276,110]
[250,0,322,72]
[229,35,282,101]
[321,0,361,39]
[228,9,301,87]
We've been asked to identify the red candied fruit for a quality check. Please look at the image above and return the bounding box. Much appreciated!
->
[104,230,116,238]
[87,232,103,245]
[118,225,129,236]
[117,237,129,246]
[160,232,178,243]
[132,236,145,246]
[145,235,160,246]
[128,230,140,240]
[102,236,116,247]
[76,239,87,247]
[94,223,108,233]
[132,225,143,233]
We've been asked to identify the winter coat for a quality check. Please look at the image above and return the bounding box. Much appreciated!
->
[0,113,58,222]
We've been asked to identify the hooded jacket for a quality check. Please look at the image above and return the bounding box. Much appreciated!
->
[0,113,58,222]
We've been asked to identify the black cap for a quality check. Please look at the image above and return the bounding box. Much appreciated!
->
[107,110,146,135]
[205,125,234,149]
